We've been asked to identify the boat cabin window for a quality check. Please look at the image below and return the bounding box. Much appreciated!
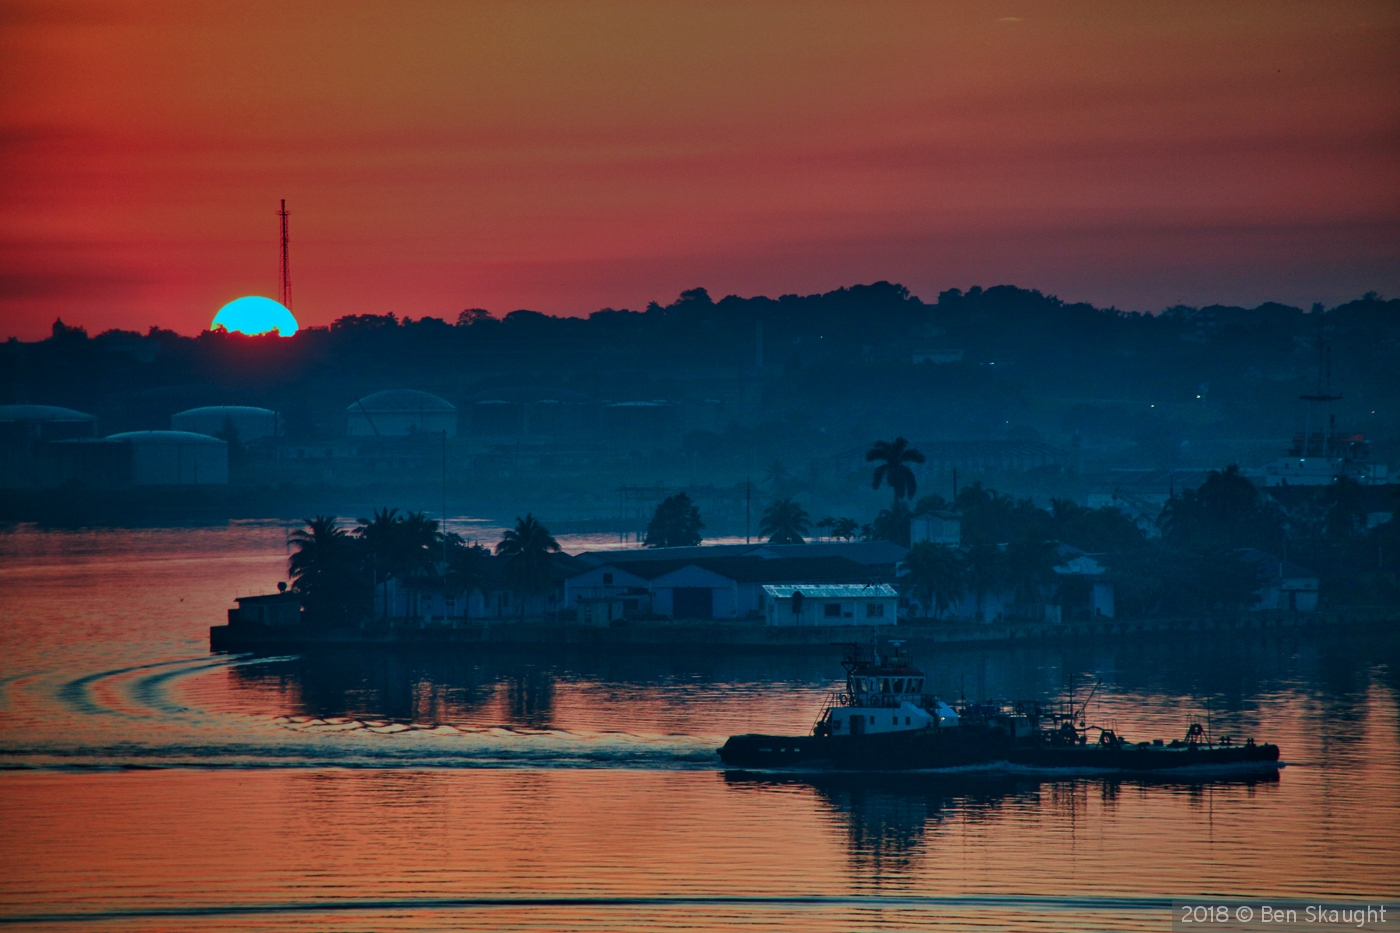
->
[880,679,891,693]
[893,678,905,693]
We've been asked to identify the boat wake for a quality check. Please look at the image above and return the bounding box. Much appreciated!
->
[1,654,723,772]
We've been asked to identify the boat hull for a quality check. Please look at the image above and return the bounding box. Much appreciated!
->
[716,728,1280,773]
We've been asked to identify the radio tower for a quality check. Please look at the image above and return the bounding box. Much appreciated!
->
[278,199,292,311]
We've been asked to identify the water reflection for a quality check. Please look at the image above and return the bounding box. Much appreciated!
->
[723,769,1282,883]
[219,632,1400,748]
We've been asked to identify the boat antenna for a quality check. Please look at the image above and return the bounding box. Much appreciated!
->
[1076,677,1102,725]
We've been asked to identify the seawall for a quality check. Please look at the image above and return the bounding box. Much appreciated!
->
[210,611,1391,654]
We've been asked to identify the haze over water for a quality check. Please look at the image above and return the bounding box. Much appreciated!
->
[1,523,1397,931]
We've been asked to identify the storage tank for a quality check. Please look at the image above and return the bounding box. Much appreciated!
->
[347,390,457,436]
[171,406,280,441]
[102,431,228,485]
[0,405,99,487]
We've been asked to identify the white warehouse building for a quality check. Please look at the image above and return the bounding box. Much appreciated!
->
[763,584,899,627]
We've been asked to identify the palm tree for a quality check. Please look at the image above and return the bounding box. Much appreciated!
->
[760,498,810,544]
[445,534,494,616]
[901,541,966,619]
[289,516,367,624]
[1004,534,1059,618]
[867,437,925,500]
[356,507,404,620]
[829,517,859,540]
[870,499,913,547]
[398,511,443,619]
[495,514,561,619]
[964,540,1008,622]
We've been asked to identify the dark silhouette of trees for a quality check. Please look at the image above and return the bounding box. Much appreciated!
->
[867,437,925,501]
[644,492,704,548]
[496,514,561,617]
[288,516,370,624]
[1107,544,1262,616]
[1048,498,1145,553]
[761,498,811,544]
[869,499,912,547]
[1160,465,1283,550]
[818,516,859,540]
[357,507,405,620]
[397,511,443,618]
[1004,534,1059,616]
[353,508,441,620]
[763,459,792,491]
[964,540,1008,621]
[912,494,948,516]
[901,542,965,619]
[1322,477,1368,541]
[956,483,1048,544]
[445,535,494,608]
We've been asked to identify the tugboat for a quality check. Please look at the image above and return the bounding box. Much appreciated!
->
[717,642,1281,772]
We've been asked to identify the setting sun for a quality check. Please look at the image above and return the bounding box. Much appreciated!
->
[211,296,299,336]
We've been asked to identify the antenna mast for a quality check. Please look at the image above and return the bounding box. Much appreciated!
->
[1299,322,1341,457]
[278,199,292,311]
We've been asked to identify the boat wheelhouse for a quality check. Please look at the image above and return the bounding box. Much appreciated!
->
[819,642,957,737]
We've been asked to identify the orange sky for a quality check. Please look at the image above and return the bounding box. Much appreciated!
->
[2,1,1397,339]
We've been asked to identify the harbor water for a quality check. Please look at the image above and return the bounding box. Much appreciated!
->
[1,522,1397,931]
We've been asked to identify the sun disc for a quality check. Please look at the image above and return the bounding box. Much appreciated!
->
[212,296,299,336]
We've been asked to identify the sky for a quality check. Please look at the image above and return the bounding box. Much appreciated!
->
[1,1,1398,340]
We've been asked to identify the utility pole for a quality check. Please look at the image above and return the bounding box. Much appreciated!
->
[745,478,751,543]
[278,199,292,311]
[442,429,448,563]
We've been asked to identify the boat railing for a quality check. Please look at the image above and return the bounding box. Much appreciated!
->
[811,691,846,734]
[851,694,920,709]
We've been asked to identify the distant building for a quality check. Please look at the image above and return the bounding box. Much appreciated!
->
[1236,548,1319,612]
[1052,545,1115,619]
[466,386,595,437]
[109,431,228,485]
[50,430,227,486]
[565,554,889,620]
[911,510,961,546]
[573,540,907,570]
[763,584,899,627]
[376,553,588,623]
[172,406,280,440]
[0,405,98,487]
[228,592,302,626]
[347,390,457,437]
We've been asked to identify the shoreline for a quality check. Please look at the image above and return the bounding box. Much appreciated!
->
[209,611,1393,653]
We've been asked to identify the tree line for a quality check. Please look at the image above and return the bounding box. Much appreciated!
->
[645,437,1400,618]
[288,510,562,624]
